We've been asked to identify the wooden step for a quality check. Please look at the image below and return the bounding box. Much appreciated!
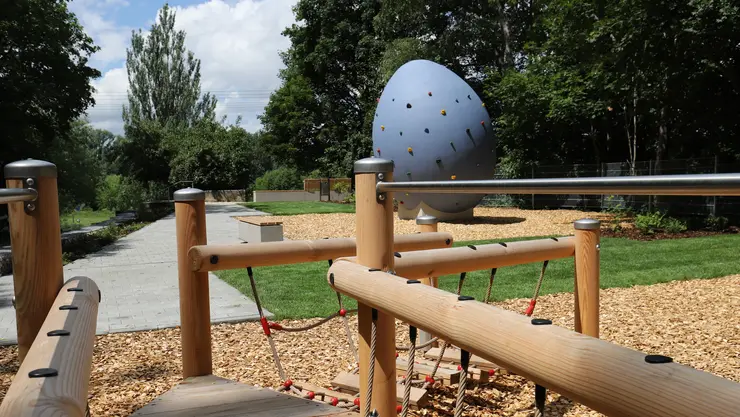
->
[396,357,460,385]
[130,375,355,417]
[411,357,490,383]
[422,347,503,373]
[296,382,358,404]
[331,372,428,409]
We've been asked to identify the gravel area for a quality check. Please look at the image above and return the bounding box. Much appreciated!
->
[252,207,610,241]
[1,274,737,416]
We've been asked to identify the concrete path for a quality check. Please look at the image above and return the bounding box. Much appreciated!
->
[0,203,271,345]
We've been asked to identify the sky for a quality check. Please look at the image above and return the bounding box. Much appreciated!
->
[69,0,298,135]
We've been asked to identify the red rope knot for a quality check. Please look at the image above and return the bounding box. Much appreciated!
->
[307,391,315,400]
[283,379,293,388]
[259,317,271,336]
[354,398,360,407]
[339,308,347,317]
[457,365,462,371]
[424,376,435,384]
[525,299,537,316]
[330,397,339,406]
[268,322,283,330]
[488,369,496,377]
[396,404,403,413]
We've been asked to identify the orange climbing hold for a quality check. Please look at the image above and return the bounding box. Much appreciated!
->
[407,147,413,153]
[451,175,457,180]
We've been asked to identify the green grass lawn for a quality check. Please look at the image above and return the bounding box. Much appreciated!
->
[217,233,740,319]
[61,209,114,232]
[241,201,355,215]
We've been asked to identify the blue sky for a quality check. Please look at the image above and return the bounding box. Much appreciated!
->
[69,0,298,134]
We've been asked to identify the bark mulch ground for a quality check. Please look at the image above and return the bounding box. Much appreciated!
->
[1,275,737,416]
[245,207,612,242]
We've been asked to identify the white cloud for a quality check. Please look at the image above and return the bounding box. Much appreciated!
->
[82,0,297,134]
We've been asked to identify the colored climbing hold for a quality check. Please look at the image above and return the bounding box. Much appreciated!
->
[481,121,485,126]
[466,128,471,134]
[400,201,404,204]
[428,91,432,96]
[406,103,412,108]
[376,148,380,153]
[424,128,429,133]
[405,193,409,196]
[435,158,442,164]
[406,171,411,176]
[399,131,403,136]
[407,147,413,153]
[440,109,447,116]
[451,175,457,180]
[455,99,459,103]
[376,98,380,103]
[392,98,395,101]
[381,125,385,131]
[467,94,471,100]
[482,102,486,107]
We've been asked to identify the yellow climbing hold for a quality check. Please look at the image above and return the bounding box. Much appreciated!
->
[451,175,457,180]
[381,125,385,131]
[408,147,413,153]
[482,102,486,107]
[441,109,447,116]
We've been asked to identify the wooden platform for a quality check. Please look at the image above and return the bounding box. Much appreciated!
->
[130,375,356,417]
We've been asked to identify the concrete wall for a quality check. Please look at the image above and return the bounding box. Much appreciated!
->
[253,190,349,202]
[205,190,247,202]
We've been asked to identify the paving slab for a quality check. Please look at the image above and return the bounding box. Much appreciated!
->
[0,203,271,345]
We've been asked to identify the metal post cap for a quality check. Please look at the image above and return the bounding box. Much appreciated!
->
[4,159,57,179]
[574,218,601,230]
[173,187,205,202]
[354,157,394,173]
[415,209,438,225]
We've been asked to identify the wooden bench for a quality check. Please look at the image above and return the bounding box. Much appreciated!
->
[237,217,284,243]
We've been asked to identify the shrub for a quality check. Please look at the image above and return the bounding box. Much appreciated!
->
[634,211,665,234]
[343,193,356,205]
[96,175,146,212]
[663,217,688,234]
[332,181,350,194]
[254,167,303,190]
[704,214,729,231]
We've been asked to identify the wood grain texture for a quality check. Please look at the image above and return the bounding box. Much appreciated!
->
[395,357,460,385]
[342,236,575,279]
[175,199,212,378]
[6,178,64,363]
[327,260,740,417]
[131,375,353,417]
[0,276,99,417]
[354,171,397,417]
[188,232,453,272]
[574,227,600,338]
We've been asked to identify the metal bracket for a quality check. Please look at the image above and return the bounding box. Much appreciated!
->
[376,173,387,203]
[23,178,37,214]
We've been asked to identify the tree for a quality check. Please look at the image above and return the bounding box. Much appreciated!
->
[119,3,217,185]
[0,0,100,171]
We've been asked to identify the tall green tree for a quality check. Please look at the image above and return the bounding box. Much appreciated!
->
[0,0,100,171]
[118,3,217,185]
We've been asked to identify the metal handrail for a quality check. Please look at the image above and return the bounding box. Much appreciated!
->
[376,173,740,196]
[0,188,38,204]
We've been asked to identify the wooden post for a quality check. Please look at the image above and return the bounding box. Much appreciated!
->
[4,159,64,363]
[174,188,212,378]
[574,219,600,338]
[354,157,396,416]
[416,210,439,349]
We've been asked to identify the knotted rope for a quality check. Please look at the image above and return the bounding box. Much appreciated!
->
[401,326,417,417]
[455,350,470,417]
[363,308,379,417]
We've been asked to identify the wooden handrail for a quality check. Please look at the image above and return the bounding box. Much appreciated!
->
[327,260,740,417]
[0,276,100,417]
[188,232,454,272]
[341,236,575,279]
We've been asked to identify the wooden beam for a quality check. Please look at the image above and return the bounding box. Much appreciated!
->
[396,357,460,385]
[327,260,740,417]
[175,188,212,378]
[341,236,575,279]
[422,347,500,372]
[574,219,600,338]
[0,277,100,417]
[5,160,64,363]
[331,372,428,409]
[188,232,453,272]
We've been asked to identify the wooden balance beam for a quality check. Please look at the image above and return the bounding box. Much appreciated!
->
[188,232,454,272]
[340,236,575,279]
[326,259,740,417]
[0,276,100,417]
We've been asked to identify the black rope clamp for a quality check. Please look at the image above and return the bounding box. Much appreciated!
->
[329,273,335,285]
[645,354,673,364]
[394,252,402,258]
[460,349,470,370]
[67,288,83,292]
[406,280,421,284]
[369,268,381,272]
[531,318,552,325]
[458,295,474,301]
[409,326,417,341]
[372,308,378,321]
[467,244,477,250]
[499,242,508,247]
[210,255,219,265]
[246,266,254,277]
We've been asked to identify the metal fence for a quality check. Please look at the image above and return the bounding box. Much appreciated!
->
[481,157,740,220]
